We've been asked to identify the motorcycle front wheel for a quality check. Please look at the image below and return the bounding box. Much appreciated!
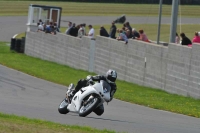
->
[58,98,69,114]
[79,96,100,117]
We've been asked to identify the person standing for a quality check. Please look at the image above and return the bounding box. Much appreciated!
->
[65,22,72,35]
[82,23,86,35]
[78,24,84,38]
[87,25,95,38]
[69,23,78,37]
[109,21,117,39]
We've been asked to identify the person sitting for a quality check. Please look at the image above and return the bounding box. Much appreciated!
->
[37,22,44,31]
[192,31,200,43]
[100,26,109,37]
[116,29,128,44]
[124,22,133,38]
[137,29,150,43]
[126,30,132,39]
[175,32,180,44]
[54,22,60,32]
[39,19,43,25]
[122,27,126,34]
[180,32,192,46]
[132,28,140,39]
[45,22,52,34]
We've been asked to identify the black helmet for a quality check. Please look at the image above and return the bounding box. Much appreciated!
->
[106,69,117,83]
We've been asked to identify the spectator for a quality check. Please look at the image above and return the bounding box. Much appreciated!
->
[192,31,200,43]
[87,25,95,38]
[180,32,192,46]
[81,23,86,35]
[45,22,53,34]
[54,22,60,32]
[69,23,78,37]
[122,27,126,34]
[124,22,132,38]
[126,30,132,39]
[37,22,44,31]
[175,32,180,44]
[132,28,140,39]
[39,19,43,25]
[109,21,117,39]
[116,29,128,44]
[137,29,150,42]
[78,24,84,38]
[65,22,72,35]
[43,24,46,32]
[100,26,109,37]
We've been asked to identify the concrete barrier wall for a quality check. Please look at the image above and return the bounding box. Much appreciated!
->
[25,32,200,99]
[25,32,91,71]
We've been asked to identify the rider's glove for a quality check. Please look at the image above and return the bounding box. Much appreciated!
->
[86,75,92,80]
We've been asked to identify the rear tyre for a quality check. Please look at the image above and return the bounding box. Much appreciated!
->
[79,96,100,117]
[58,98,69,114]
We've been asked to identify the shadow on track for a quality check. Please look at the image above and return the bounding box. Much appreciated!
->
[68,114,135,124]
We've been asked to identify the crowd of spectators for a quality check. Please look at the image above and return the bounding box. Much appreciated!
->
[37,19,60,35]
[63,20,149,44]
[175,31,200,47]
[37,19,200,47]
[65,22,95,38]
[98,21,150,44]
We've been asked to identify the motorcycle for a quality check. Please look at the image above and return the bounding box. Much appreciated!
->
[58,80,111,117]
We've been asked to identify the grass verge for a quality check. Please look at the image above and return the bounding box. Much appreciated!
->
[0,42,200,118]
[0,112,115,133]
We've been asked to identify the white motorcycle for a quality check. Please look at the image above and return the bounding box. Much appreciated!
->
[58,80,111,117]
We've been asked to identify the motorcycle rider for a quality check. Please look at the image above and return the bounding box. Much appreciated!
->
[68,69,117,116]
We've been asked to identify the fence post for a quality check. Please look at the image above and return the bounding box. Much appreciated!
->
[88,38,96,72]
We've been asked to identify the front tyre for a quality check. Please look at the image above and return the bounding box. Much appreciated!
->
[58,98,69,114]
[79,96,100,117]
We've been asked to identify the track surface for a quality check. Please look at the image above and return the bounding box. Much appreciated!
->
[1,16,200,133]
[0,65,200,133]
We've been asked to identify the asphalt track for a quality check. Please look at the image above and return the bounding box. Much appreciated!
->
[0,16,200,133]
[1,16,200,41]
[0,65,200,133]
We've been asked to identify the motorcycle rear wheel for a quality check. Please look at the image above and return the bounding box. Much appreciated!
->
[79,96,100,117]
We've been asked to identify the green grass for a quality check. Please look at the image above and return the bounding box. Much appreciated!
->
[0,113,115,133]
[0,42,200,118]
[0,1,200,17]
